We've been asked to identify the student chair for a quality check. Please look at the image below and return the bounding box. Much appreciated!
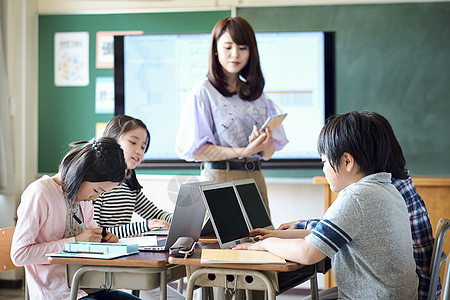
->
[442,251,450,300]
[0,227,29,300]
[427,218,450,300]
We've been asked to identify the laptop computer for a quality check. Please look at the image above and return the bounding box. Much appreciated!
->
[140,181,209,251]
[233,178,274,230]
[199,181,252,249]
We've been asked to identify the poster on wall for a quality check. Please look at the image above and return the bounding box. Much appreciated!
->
[96,31,143,69]
[95,77,114,114]
[54,32,89,86]
[96,122,107,138]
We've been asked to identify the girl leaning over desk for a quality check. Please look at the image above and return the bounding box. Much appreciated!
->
[11,137,140,300]
[94,115,172,239]
[175,16,288,211]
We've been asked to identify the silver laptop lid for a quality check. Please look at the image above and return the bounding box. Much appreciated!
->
[142,181,210,251]
[200,181,252,249]
[233,178,274,231]
[162,181,210,250]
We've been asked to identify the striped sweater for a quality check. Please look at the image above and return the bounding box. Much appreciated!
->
[93,182,172,238]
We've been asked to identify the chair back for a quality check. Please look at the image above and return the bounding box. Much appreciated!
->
[442,251,450,300]
[0,227,22,272]
[427,218,450,300]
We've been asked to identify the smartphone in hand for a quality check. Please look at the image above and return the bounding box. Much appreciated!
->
[259,113,287,132]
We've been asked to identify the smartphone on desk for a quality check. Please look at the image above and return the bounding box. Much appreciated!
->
[259,113,287,132]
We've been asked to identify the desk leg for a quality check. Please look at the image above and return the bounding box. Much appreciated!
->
[201,287,213,300]
[309,272,319,300]
[177,278,184,294]
[160,270,167,300]
[70,266,92,300]
[68,266,170,300]
[185,270,197,300]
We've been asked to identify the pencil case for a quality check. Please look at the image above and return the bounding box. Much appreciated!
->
[169,237,196,258]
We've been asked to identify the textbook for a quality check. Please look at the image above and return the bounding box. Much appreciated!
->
[65,242,139,254]
[201,249,286,264]
[46,251,132,260]
[46,242,139,260]
[118,236,158,248]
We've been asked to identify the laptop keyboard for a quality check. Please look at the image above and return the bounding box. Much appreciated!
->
[157,238,167,247]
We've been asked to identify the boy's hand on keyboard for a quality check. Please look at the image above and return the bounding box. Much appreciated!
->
[249,228,274,240]
[277,221,298,230]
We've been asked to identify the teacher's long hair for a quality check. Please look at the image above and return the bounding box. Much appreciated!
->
[208,16,265,101]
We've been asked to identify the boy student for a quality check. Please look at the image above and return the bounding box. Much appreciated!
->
[234,111,419,299]
[277,111,439,300]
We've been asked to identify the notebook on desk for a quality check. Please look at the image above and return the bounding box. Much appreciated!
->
[139,181,210,251]
[200,182,253,249]
[233,178,274,231]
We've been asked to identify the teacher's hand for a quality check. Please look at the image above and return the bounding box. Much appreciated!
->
[244,128,274,157]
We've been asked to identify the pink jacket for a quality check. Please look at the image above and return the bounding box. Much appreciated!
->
[11,175,97,300]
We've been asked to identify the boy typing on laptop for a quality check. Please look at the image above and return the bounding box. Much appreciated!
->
[234,111,418,299]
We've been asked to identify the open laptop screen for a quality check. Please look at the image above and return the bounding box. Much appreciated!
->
[234,179,274,230]
[200,182,251,248]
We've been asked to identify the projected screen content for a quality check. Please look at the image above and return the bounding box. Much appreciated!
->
[115,31,335,167]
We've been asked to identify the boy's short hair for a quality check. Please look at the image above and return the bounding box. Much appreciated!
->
[317,111,390,174]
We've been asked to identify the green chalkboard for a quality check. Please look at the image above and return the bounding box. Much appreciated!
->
[237,2,450,176]
[38,10,230,174]
[38,3,450,178]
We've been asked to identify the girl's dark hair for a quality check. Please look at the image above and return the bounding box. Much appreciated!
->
[60,137,127,203]
[317,111,391,175]
[103,115,150,191]
[207,16,265,101]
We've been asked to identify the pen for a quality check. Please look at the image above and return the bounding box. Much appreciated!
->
[72,214,88,230]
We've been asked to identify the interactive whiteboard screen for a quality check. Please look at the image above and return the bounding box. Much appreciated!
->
[115,31,335,168]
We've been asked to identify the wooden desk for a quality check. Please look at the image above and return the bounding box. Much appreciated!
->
[48,251,185,300]
[169,242,320,300]
[313,176,450,289]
